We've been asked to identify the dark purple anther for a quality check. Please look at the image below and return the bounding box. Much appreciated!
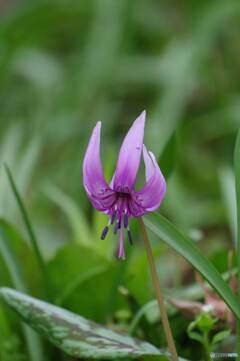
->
[114,222,119,234]
[101,226,109,240]
[127,230,133,245]
[110,211,117,225]
[124,213,128,228]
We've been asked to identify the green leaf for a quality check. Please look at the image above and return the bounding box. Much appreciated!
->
[44,184,93,245]
[0,221,27,292]
[219,167,237,246]
[144,213,240,319]
[47,243,118,323]
[187,331,204,344]
[55,265,108,306]
[211,330,231,345]
[0,219,42,293]
[187,318,205,344]
[4,164,51,300]
[129,300,157,335]
[158,133,177,180]
[0,220,43,361]
[195,313,216,333]
[0,287,169,360]
[0,127,41,221]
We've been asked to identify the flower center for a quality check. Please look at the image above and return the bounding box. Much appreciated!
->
[117,191,130,198]
[100,192,133,259]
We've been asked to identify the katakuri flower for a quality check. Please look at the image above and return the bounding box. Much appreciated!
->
[83,111,166,259]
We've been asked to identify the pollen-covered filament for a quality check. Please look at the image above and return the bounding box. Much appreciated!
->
[100,203,133,259]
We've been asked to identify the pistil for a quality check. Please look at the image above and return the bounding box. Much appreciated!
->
[118,219,125,259]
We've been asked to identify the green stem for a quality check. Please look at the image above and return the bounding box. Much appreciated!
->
[4,164,51,300]
[203,332,211,361]
[234,130,240,361]
[138,218,178,361]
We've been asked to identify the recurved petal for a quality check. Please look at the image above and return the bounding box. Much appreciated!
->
[132,145,166,212]
[113,111,146,192]
[83,122,110,204]
[89,188,117,212]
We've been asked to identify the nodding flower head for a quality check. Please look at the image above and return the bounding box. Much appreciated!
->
[83,111,166,259]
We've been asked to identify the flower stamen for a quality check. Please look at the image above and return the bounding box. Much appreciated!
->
[110,210,117,224]
[101,226,109,240]
[123,211,128,228]
[113,222,119,234]
[127,229,133,245]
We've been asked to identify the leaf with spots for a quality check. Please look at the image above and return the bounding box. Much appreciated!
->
[0,288,169,360]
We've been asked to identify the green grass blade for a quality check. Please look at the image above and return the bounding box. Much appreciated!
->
[234,129,240,359]
[0,221,43,361]
[4,164,51,300]
[44,183,92,245]
[219,167,237,246]
[144,213,240,319]
[129,300,157,335]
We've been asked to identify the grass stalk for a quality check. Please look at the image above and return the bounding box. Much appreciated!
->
[4,164,51,300]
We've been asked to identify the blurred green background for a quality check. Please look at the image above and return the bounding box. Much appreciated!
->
[0,0,240,360]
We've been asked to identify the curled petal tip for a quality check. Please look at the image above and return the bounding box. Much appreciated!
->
[94,121,102,131]
[143,145,155,180]
[132,147,166,213]
[136,110,146,124]
[113,111,146,191]
[83,120,109,209]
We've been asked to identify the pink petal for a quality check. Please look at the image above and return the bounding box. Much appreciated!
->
[132,145,166,212]
[113,111,146,192]
[83,122,115,211]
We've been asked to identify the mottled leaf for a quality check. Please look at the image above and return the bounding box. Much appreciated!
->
[0,288,169,360]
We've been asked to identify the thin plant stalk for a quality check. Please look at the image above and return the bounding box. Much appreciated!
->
[138,217,178,361]
[4,164,51,300]
[203,332,211,361]
[234,129,240,360]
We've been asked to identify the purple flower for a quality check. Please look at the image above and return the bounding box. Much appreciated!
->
[83,111,166,259]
